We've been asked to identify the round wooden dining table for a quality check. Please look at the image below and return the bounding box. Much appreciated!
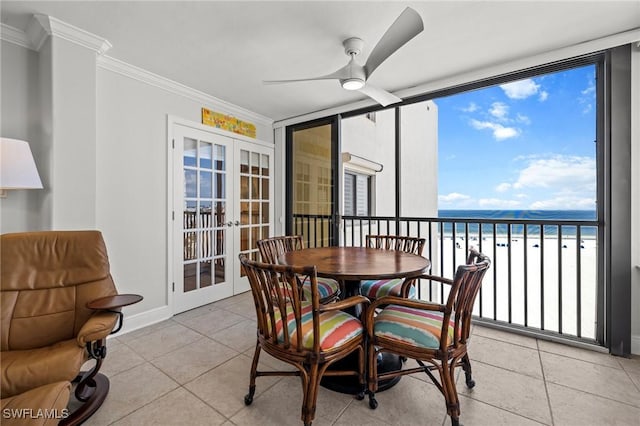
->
[278,246,430,394]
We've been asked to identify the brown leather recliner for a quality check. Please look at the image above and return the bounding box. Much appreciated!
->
[1,230,141,425]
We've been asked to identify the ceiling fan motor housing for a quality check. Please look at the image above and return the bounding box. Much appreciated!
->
[343,37,364,57]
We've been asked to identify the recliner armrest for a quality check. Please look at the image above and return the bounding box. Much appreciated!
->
[76,312,119,346]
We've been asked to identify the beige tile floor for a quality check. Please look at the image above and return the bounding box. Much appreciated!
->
[83,292,640,425]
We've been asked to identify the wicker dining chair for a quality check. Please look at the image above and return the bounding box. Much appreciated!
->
[359,235,426,300]
[239,255,369,426]
[364,248,491,426]
[257,235,341,303]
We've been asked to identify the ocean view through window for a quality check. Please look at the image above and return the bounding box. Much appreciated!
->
[434,64,598,341]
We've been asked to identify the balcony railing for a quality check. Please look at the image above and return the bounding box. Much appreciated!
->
[293,213,603,347]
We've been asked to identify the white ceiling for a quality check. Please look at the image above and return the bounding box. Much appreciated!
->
[2,1,639,122]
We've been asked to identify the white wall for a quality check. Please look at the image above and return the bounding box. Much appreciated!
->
[0,41,47,233]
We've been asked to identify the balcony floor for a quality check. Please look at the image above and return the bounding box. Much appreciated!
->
[85,292,640,425]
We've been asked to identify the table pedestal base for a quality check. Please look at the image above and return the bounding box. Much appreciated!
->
[320,352,402,395]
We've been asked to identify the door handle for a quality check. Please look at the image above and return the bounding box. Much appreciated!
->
[226,221,233,227]
[234,221,240,226]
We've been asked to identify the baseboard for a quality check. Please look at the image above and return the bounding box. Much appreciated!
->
[111,304,173,337]
[632,334,640,355]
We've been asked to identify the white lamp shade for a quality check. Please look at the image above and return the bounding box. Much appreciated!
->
[0,138,43,189]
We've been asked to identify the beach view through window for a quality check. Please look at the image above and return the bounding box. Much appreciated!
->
[435,64,598,338]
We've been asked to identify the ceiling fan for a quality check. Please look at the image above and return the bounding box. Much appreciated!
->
[264,7,424,107]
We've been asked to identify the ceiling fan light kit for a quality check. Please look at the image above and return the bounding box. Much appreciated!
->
[263,7,424,107]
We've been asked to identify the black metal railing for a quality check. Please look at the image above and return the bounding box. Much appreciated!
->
[292,213,602,346]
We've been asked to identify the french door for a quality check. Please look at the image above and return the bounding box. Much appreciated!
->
[172,121,273,313]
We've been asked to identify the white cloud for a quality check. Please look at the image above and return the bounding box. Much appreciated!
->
[470,119,520,140]
[516,113,531,125]
[530,197,595,210]
[512,155,596,191]
[538,91,549,101]
[500,79,541,100]
[460,102,479,112]
[495,182,511,192]
[489,102,509,120]
[439,193,471,203]
[478,198,522,209]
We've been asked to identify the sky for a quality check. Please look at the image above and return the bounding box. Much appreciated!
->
[436,64,597,211]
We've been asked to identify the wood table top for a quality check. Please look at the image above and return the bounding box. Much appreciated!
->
[278,246,430,281]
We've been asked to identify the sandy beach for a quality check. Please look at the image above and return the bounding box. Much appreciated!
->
[418,234,598,339]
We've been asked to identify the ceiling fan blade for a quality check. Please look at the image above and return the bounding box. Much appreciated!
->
[364,7,424,78]
[358,84,402,107]
[264,63,352,85]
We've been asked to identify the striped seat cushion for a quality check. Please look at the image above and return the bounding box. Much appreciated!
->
[359,278,416,299]
[300,276,340,301]
[271,302,363,351]
[373,304,455,349]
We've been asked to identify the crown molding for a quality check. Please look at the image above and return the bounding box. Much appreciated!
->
[27,14,112,54]
[0,23,33,50]
[98,55,273,127]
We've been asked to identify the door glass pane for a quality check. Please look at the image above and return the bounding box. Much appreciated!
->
[199,142,212,169]
[214,258,225,283]
[185,170,196,198]
[261,154,269,175]
[241,201,249,224]
[251,202,260,224]
[262,202,269,223]
[183,263,196,292]
[199,261,212,288]
[240,150,249,173]
[240,176,249,199]
[214,173,225,198]
[262,178,269,200]
[214,201,226,228]
[200,171,212,198]
[184,138,197,166]
[251,152,260,174]
[214,145,226,171]
[291,123,334,247]
[241,227,249,251]
[251,176,260,199]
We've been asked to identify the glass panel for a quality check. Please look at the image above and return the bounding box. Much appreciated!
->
[214,201,226,228]
[199,201,212,228]
[240,150,249,173]
[261,154,269,176]
[240,176,249,199]
[199,142,212,169]
[200,171,212,198]
[261,178,269,200]
[291,123,334,247]
[183,231,197,261]
[251,202,260,224]
[183,137,197,166]
[215,229,225,256]
[184,205,197,229]
[200,230,211,258]
[251,152,260,174]
[214,258,225,284]
[251,226,260,249]
[185,170,197,198]
[214,173,225,199]
[213,144,225,171]
[199,261,212,288]
[183,263,197,292]
[241,201,250,225]
[262,225,269,240]
[241,227,249,251]
[261,202,269,223]
[251,177,260,199]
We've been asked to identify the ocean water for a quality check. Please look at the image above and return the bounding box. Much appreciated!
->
[437,210,598,237]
